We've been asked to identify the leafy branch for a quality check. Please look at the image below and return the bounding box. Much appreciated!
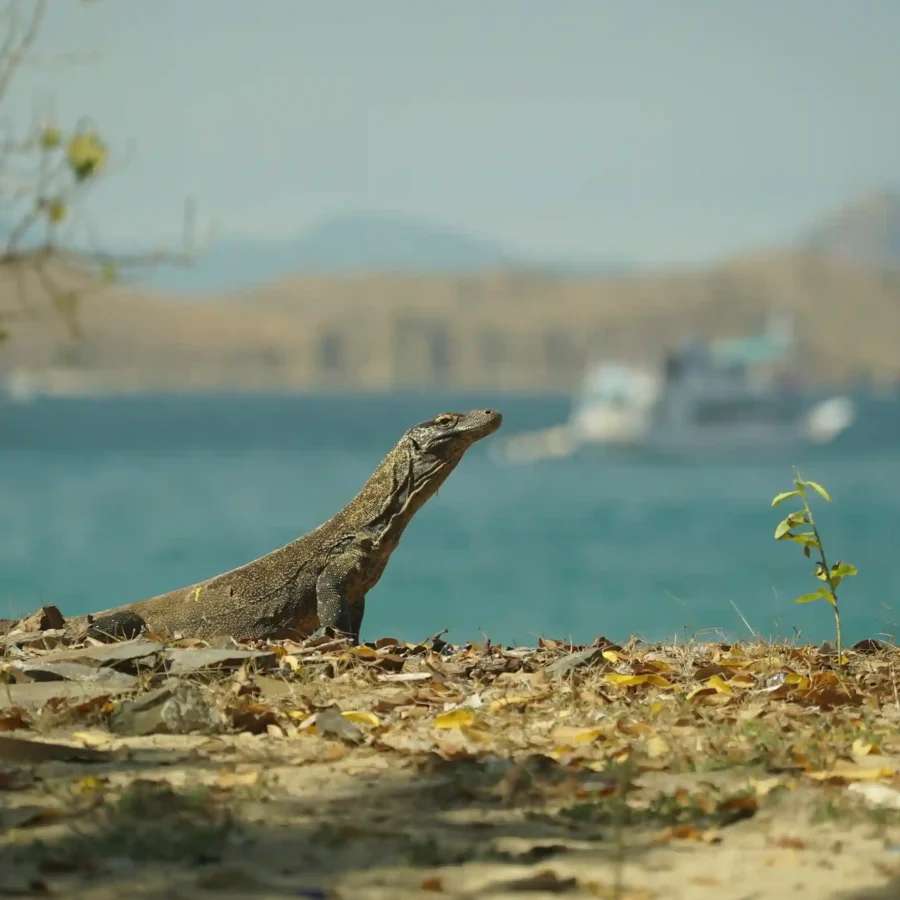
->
[0,0,212,343]
[772,472,857,662]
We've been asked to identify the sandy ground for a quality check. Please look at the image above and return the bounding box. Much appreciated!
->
[3,630,900,898]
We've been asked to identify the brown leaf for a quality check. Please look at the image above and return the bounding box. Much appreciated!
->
[375,637,402,649]
[0,708,31,731]
[374,653,406,673]
[227,702,278,734]
[653,825,721,844]
[14,605,65,633]
[483,869,578,893]
[718,793,759,822]
[772,836,806,850]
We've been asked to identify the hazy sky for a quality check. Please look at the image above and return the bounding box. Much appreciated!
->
[9,0,900,266]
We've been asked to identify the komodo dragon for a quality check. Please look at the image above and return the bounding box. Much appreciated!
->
[70,409,502,645]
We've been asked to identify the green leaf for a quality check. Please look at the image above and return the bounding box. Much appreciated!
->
[774,518,793,540]
[793,477,808,495]
[786,511,809,527]
[804,481,832,503]
[831,562,858,579]
[772,490,801,508]
[794,589,830,604]
[789,532,820,549]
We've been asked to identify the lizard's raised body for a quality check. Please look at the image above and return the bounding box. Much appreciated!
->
[76,409,501,645]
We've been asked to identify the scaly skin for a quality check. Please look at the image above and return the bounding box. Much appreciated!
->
[71,409,502,645]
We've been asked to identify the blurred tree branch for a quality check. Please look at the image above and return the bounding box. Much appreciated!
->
[0,0,212,343]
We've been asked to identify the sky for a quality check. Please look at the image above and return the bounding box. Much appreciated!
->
[6,0,900,267]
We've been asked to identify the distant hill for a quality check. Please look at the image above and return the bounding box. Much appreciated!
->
[803,187,900,268]
[5,249,900,392]
[136,212,628,293]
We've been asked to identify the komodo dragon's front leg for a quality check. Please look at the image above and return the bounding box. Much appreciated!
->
[313,539,372,644]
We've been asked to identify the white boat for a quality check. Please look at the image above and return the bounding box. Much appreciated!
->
[491,314,856,463]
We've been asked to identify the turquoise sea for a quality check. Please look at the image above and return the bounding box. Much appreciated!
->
[2,391,900,647]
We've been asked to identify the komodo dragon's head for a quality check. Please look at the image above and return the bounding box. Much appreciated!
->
[404,409,502,466]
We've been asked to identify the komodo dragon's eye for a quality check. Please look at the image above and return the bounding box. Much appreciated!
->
[434,414,456,427]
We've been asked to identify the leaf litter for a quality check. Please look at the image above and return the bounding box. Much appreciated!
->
[2,615,900,896]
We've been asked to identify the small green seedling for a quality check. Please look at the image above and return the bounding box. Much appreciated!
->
[772,471,857,661]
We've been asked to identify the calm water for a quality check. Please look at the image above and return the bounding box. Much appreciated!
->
[2,391,900,647]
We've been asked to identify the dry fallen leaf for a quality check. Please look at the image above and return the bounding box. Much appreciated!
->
[551,725,605,746]
[851,738,879,757]
[341,710,380,728]
[216,769,260,789]
[771,835,806,850]
[433,709,476,729]
[806,761,898,783]
[653,825,722,844]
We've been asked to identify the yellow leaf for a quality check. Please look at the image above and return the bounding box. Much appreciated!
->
[551,725,605,746]
[342,710,379,727]
[749,776,786,797]
[716,658,749,669]
[646,674,674,689]
[727,674,757,689]
[74,776,105,794]
[433,709,476,729]
[461,726,494,743]
[686,684,714,701]
[40,126,62,149]
[851,739,879,758]
[806,762,897,783]
[646,736,670,759]
[603,674,648,687]
[706,675,733,695]
[349,646,377,660]
[602,649,619,662]
[72,730,111,748]
[217,769,260,789]
[67,131,108,181]
[489,694,538,713]
[645,659,675,673]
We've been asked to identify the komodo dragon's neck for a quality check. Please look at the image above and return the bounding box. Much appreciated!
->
[319,429,460,549]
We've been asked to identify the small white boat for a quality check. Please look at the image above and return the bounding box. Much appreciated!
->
[490,314,856,463]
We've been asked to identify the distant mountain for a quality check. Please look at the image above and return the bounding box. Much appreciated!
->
[136,212,628,293]
[803,187,900,268]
